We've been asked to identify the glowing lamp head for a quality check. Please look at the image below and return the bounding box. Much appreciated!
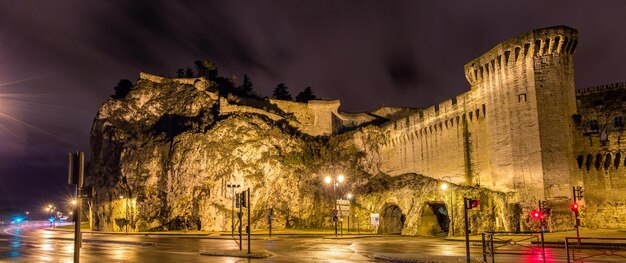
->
[71,199,77,205]
[324,176,332,184]
[347,193,353,199]
[337,175,344,183]
[441,183,449,191]
[119,195,124,199]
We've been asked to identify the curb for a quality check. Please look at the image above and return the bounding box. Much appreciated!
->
[200,249,273,259]
[373,253,483,263]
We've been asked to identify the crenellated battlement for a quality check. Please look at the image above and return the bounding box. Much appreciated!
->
[464,25,578,86]
[576,82,626,96]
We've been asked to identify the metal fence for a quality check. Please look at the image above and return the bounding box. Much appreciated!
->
[482,231,545,263]
[565,237,626,262]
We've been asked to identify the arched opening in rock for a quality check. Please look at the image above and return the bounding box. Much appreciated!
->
[417,202,450,236]
[378,203,405,234]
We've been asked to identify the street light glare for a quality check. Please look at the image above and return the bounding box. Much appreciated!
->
[347,193,353,199]
[324,176,332,184]
[71,199,77,205]
[441,183,449,190]
[337,175,344,183]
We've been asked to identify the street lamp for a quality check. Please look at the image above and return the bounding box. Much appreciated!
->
[441,176,454,236]
[324,175,345,237]
[226,184,241,237]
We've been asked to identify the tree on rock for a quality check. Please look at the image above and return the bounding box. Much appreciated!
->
[272,83,292,100]
[295,87,318,102]
[111,79,133,99]
[237,74,255,97]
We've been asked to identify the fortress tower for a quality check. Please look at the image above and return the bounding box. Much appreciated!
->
[464,26,579,202]
[378,26,579,228]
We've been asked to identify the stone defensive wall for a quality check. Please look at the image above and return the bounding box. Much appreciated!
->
[573,82,626,229]
[138,72,379,137]
[268,99,379,136]
[375,26,579,224]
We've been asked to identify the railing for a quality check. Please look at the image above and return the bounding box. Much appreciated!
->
[482,231,545,263]
[565,237,626,262]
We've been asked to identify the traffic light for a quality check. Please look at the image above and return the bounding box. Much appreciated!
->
[465,199,480,209]
[570,202,579,212]
[240,192,247,208]
[530,209,543,220]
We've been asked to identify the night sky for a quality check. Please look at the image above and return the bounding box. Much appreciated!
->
[0,1,625,213]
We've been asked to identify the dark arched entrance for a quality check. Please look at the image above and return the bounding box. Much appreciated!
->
[417,202,450,236]
[378,203,405,234]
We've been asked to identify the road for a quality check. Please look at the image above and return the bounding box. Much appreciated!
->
[0,221,622,262]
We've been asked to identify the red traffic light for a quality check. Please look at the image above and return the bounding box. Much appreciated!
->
[570,202,579,212]
[530,209,543,220]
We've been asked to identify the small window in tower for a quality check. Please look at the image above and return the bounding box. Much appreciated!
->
[614,116,623,128]
[595,153,602,170]
[576,155,583,169]
[589,120,599,131]
[524,43,530,57]
[586,154,593,171]
[604,153,612,170]
[452,97,457,105]
[518,93,527,102]
[614,152,621,169]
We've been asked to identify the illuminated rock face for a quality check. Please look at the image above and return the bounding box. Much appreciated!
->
[87,75,516,234]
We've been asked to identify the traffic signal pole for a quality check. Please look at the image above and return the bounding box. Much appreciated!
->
[463,198,470,263]
[247,188,251,255]
[573,187,580,244]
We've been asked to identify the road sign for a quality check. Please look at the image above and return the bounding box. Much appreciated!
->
[336,199,350,206]
[370,213,380,227]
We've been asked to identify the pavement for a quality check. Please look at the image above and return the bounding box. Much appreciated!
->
[37,224,626,262]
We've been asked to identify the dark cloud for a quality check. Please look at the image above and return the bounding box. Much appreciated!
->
[0,0,626,210]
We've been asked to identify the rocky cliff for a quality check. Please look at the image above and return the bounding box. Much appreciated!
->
[87,74,517,235]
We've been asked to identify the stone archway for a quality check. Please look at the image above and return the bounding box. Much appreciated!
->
[378,203,405,234]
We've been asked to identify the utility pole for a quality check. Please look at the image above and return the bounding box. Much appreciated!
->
[68,151,84,263]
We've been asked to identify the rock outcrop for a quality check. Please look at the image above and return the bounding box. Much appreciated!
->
[88,73,516,235]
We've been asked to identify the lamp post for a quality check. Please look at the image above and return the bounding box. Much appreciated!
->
[346,193,353,233]
[119,195,128,233]
[441,176,454,236]
[324,175,345,237]
[226,184,241,237]
[45,205,56,228]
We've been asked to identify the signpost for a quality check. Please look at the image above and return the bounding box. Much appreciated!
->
[370,213,380,227]
[336,199,350,236]
[68,152,84,263]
